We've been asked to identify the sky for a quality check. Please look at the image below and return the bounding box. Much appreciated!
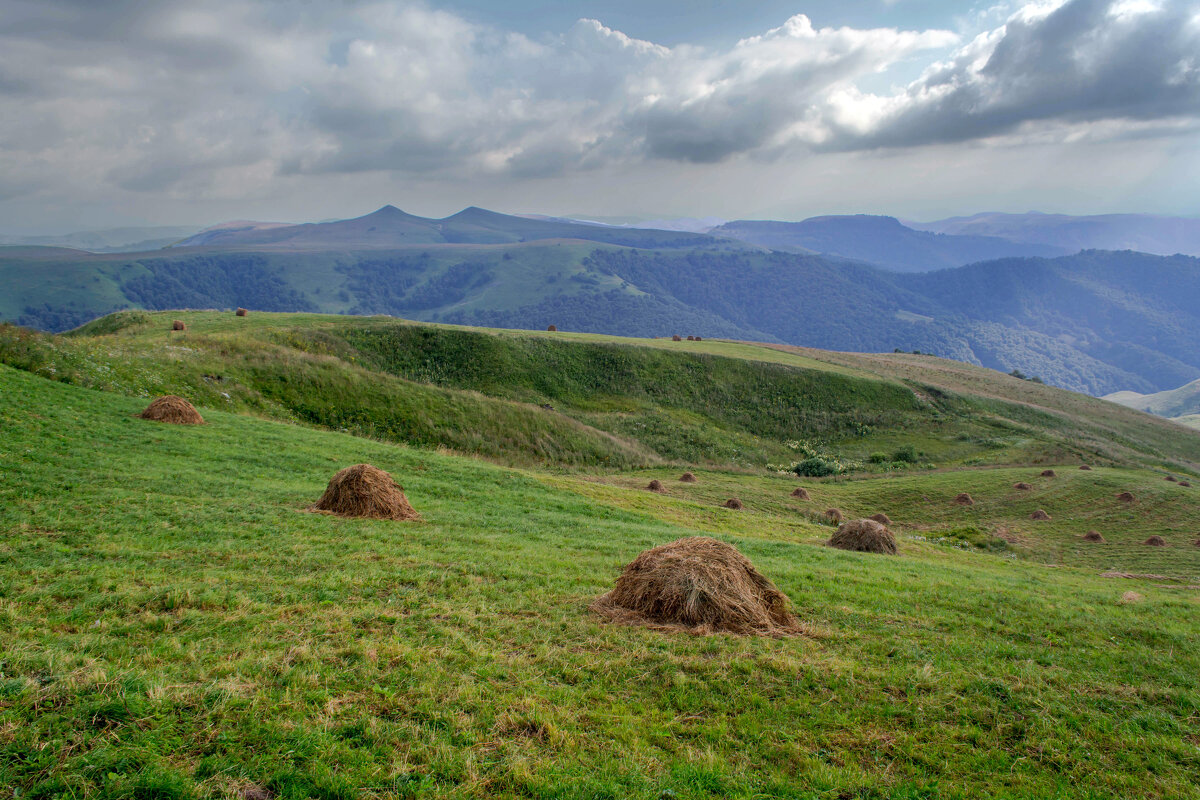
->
[0,0,1198,233]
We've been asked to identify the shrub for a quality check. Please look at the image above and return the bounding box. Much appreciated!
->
[794,457,838,477]
[868,452,889,464]
[893,444,918,463]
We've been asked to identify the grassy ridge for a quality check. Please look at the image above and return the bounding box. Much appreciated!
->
[2,364,1199,798]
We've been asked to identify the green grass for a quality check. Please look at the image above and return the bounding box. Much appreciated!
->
[2,364,1200,798]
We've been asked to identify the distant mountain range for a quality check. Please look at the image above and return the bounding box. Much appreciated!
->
[908,212,1200,257]
[0,225,201,253]
[4,204,1200,399]
[1106,378,1200,424]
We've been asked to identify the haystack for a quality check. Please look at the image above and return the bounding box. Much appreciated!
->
[1165,475,1177,482]
[1194,538,1200,548]
[589,536,802,636]
[679,472,698,483]
[310,464,421,521]
[171,320,187,331]
[1082,530,1106,543]
[869,512,892,525]
[1030,509,1051,520]
[1040,469,1057,477]
[825,508,843,523]
[1181,481,1192,488]
[547,324,557,331]
[671,334,682,341]
[829,519,897,555]
[1116,491,1136,503]
[954,493,974,506]
[235,307,248,317]
[1013,482,1033,490]
[139,395,203,425]
[686,335,695,341]
[791,487,810,500]
[1143,535,1166,546]
[723,498,744,510]
[646,479,666,493]
[695,336,703,341]
[1079,465,1092,471]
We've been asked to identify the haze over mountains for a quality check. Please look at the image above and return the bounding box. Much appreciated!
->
[5,204,1200,404]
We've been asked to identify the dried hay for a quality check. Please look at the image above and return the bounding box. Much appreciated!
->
[1040,469,1057,477]
[1116,491,1136,503]
[671,334,682,341]
[139,395,203,425]
[310,464,421,521]
[829,519,897,555]
[1165,475,1177,482]
[824,508,843,523]
[171,320,187,331]
[1143,535,1167,546]
[1180,481,1192,488]
[1082,530,1106,543]
[589,536,803,636]
[1079,465,1092,471]
[679,472,698,483]
[235,307,248,317]
[694,336,703,341]
[1118,591,1143,605]
[1013,482,1033,490]
[1030,509,1051,520]
[546,324,557,331]
[954,493,974,506]
[646,479,666,493]
[869,512,892,525]
[723,497,744,510]
[686,335,695,340]
[791,487,810,500]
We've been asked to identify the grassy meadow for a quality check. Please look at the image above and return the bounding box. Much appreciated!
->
[1,312,1200,798]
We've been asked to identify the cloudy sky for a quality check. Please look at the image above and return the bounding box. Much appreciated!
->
[1,0,1198,233]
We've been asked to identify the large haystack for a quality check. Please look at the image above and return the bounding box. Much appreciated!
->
[589,536,802,636]
[954,493,974,506]
[791,487,810,500]
[671,334,682,342]
[686,335,695,341]
[829,519,897,555]
[1040,469,1057,477]
[680,472,698,483]
[310,464,421,521]
[1079,465,1093,471]
[824,508,843,523]
[1030,509,1051,521]
[1143,535,1167,546]
[1013,482,1033,491]
[694,336,703,341]
[1082,530,1106,543]
[171,320,187,331]
[235,307,248,317]
[139,395,204,425]
[1116,491,1136,503]
[869,512,892,525]
[723,498,744,510]
[1165,475,1177,482]
[646,479,666,493]
[1181,481,1193,488]
[547,324,557,331]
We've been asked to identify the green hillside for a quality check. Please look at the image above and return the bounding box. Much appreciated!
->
[1105,377,1200,420]
[3,311,1198,475]
[3,337,1200,797]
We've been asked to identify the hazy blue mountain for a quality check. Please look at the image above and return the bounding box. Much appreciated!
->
[909,212,1200,257]
[710,215,1065,271]
[1105,378,1200,421]
[0,225,201,252]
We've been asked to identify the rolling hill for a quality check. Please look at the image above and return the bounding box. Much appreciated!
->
[1105,377,1200,421]
[710,215,1065,271]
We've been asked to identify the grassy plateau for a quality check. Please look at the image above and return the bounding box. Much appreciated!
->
[1,311,1199,798]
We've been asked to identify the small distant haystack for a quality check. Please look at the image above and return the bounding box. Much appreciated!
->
[1193,538,1200,548]
[589,536,803,636]
[686,335,695,341]
[139,395,203,425]
[1030,509,1051,520]
[310,464,421,521]
[1181,481,1193,488]
[1143,535,1167,546]
[235,307,248,317]
[791,487,810,500]
[679,472,698,483]
[547,324,558,331]
[1119,591,1143,605]
[1082,530,1106,543]
[723,498,744,510]
[171,320,187,331]
[671,334,682,341]
[829,519,897,555]
[1079,465,1092,471]
[825,508,843,523]
[1165,475,1177,482]
[646,479,666,493]
[869,512,892,525]
[954,493,974,506]
[695,336,703,341]
[1013,482,1033,491]
[1040,469,1057,477]
[1116,491,1136,503]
